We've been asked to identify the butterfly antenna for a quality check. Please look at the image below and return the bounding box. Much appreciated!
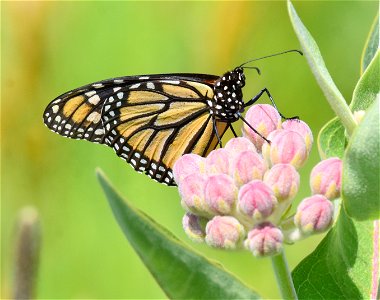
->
[242,66,261,75]
[239,49,303,68]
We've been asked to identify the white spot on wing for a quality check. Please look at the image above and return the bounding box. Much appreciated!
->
[146,82,155,89]
[85,91,96,97]
[93,83,104,88]
[87,111,101,123]
[88,95,101,105]
[52,105,59,113]
[161,80,180,84]
[129,83,140,89]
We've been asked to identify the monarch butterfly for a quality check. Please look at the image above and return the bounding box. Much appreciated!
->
[43,50,302,186]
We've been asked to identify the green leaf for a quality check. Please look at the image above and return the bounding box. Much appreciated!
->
[342,98,380,221]
[352,51,380,111]
[287,0,357,136]
[317,25,379,160]
[317,117,345,159]
[361,14,379,74]
[292,204,378,299]
[96,170,261,300]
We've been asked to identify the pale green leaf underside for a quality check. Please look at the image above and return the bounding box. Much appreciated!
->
[361,14,379,74]
[351,51,380,111]
[97,170,261,300]
[317,117,345,159]
[343,98,380,220]
[317,21,379,160]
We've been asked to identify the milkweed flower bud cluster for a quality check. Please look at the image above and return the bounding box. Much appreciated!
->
[174,104,340,257]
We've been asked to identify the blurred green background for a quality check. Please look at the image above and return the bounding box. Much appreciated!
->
[1,1,376,299]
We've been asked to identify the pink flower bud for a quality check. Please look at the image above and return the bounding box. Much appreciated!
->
[282,119,313,153]
[182,213,207,243]
[205,216,245,249]
[205,148,230,175]
[179,173,210,216]
[310,157,342,200]
[264,163,300,202]
[245,222,283,257]
[205,174,238,215]
[294,195,334,234]
[262,129,308,169]
[173,154,205,184]
[224,137,257,157]
[242,104,281,151]
[230,150,267,186]
[238,180,277,221]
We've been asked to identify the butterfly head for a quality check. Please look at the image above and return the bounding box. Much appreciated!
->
[210,68,246,122]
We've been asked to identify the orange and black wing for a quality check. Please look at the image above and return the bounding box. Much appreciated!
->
[43,74,229,186]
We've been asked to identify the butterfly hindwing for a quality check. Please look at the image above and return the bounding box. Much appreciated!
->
[101,78,229,185]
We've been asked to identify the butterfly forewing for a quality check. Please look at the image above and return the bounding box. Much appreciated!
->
[43,74,229,186]
[42,76,145,143]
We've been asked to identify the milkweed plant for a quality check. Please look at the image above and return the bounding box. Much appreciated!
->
[98,2,379,299]
[174,107,336,253]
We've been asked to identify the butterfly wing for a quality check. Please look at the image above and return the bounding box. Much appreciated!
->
[43,76,167,142]
[43,74,229,186]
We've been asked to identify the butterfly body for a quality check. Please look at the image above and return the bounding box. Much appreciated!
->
[210,67,246,122]
[43,71,246,186]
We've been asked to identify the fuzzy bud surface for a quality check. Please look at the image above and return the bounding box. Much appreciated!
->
[182,213,207,243]
[294,195,334,234]
[310,157,342,200]
[238,180,277,221]
[245,222,283,257]
[262,129,308,169]
[264,163,300,202]
[205,216,245,249]
[205,174,237,215]
[242,104,281,150]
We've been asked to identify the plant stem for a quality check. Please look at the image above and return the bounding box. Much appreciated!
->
[13,206,41,300]
[287,0,357,137]
[271,250,298,299]
[322,89,357,137]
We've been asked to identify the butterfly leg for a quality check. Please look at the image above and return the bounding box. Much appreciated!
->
[212,117,223,148]
[244,88,299,120]
[229,124,238,137]
[237,112,271,144]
